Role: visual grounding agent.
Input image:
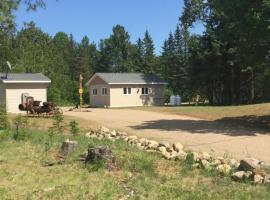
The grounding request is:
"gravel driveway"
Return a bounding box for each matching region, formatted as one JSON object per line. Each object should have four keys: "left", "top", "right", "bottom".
{"left": 64, "top": 108, "right": 270, "bottom": 163}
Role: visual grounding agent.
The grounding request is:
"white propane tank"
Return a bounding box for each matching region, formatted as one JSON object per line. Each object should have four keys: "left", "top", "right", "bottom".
{"left": 170, "top": 95, "right": 176, "bottom": 106}
{"left": 176, "top": 95, "right": 181, "bottom": 105}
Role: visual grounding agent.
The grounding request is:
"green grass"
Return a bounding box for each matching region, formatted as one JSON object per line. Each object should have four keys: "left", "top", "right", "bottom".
{"left": 0, "top": 130, "right": 269, "bottom": 200}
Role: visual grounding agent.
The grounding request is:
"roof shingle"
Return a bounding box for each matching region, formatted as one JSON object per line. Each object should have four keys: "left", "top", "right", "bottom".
{"left": 91, "top": 73, "right": 167, "bottom": 85}
{"left": 0, "top": 73, "right": 51, "bottom": 83}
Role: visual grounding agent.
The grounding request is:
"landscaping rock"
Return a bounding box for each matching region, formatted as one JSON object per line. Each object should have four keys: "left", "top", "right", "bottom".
{"left": 163, "top": 151, "right": 172, "bottom": 160}
{"left": 264, "top": 174, "right": 270, "bottom": 184}
{"left": 192, "top": 163, "right": 200, "bottom": 169}
{"left": 253, "top": 174, "right": 264, "bottom": 184}
{"left": 157, "top": 146, "right": 167, "bottom": 154}
{"left": 97, "top": 135, "right": 104, "bottom": 140}
{"left": 110, "top": 130, "right": 117, "bottom": 137}
{"left": 128, "top": 135, "right": 138, "bottom": 141}
{"left": 100, "top": 126, "right": 110, "bottom": 133}
{"left": 200, "top": 159, "right": 211, "bottom": 169}
{"left": 216, "top": 164, "right": 231, "bottom": 175}
{"left": 85, "top": 132, "right": 92, "bottom": 138}
{"left": 176, "top": 150, "right": 187, "bottom": 160}
{"left": 159, "top": 141, "right": 170, "bottom": 148}
{"left": 170, "top": 150, "right": 179, "bottom": 159}
{"left": 139, "top": 138, "right": 148, "bottom": 146}
{"left": 124, "top": 137, "right": 129, "bottom": 142}
{"left": 136, "top": 143, "right": 144, "bottom": 150}
{"left": 190, "top": 152, "right": 199, "bottom": 163}
{"left": 210, "top": 159, "right": 222, "bottom": 167}
{"left": 173, "top": 143, "right": 184, "bottom": 152}
{"left": 238, "top": 158, "right": 264, "bottom": 171}
{"left": 231, "top": 171, "right": 252, "bottom": 181}
{"left": 147, "top": 140, "right": 159, "bottom": 149}
{"left": 199, "top": 152, "right": 211, "bottom": 161}
{"left": 229, "top": 159, "right": 240, "bottom": 168}
{"left": 89, "top": 134, "right": 98, "bottom": 139}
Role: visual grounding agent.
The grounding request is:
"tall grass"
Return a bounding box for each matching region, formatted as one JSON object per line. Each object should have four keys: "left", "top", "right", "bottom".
{"left": 0, "top": 127, "right": 270, "bottom": 199}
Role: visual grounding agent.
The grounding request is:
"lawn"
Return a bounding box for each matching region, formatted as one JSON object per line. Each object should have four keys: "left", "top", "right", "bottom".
{"left": 0, "top": 126, "right": 270, "bottom": 199}
{"left": 132, "top": 103, "right": 270, "bottom": 130}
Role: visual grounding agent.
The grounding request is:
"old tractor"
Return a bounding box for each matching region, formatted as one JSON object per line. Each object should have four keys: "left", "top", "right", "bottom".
{"left": 18, "top": 93, "right": 62, "bottom": 117}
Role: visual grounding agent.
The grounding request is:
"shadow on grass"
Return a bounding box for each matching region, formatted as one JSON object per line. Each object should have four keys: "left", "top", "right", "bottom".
{"left": 129, "top": 115, "right": 270, "bottom": 136}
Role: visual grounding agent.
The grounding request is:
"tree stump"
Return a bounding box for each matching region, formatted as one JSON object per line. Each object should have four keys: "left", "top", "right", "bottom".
{"left": 85, "top": 146, "right": 115, "bottom": 170}
{"left": 61, "top": 139, "right": 78, "bottom": 155}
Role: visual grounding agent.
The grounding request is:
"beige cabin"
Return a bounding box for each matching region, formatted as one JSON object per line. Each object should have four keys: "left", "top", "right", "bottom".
{"left": 0, "top": 73, "right": 51, "bottom": 113}
{"left": 86, "top": 73, "right": 167, "bottom": 107}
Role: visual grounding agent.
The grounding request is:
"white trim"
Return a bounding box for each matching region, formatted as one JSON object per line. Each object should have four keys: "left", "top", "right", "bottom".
{"left": 91, "top": 88, "right": 98, "bottom": 96}
{"left": 2, "top": 80, "right": 51, "bottom": 83}
{"left": 141, "top": 87, "right": 149, "bottom": 95}
{"left": 86, "top": 73, "right": 108, "bottom": 86}
{"left": 123, "top": 87, "right": 132, "bottom": 95}
{"left": 101, "top": 87, "right": 107, "bottom": 96}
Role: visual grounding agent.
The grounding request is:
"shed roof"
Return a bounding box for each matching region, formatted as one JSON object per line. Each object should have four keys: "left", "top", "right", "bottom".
{"left": 87, "top": 73, "right": 167, "bottom": 85}
{"left": 0, "top": 73, "right": 51, "bottom": 83}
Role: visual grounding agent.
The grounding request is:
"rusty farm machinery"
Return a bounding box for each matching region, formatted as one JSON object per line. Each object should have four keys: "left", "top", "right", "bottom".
{"left": 18, "top": 93, "right": 62, "bottom": 117}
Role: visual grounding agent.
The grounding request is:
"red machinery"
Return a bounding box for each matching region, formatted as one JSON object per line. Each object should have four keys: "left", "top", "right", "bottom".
{"left": 18, "top": 93, "right": 62, "bottom": 116}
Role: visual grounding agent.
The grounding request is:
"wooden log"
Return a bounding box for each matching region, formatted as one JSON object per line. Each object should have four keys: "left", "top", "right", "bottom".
{"left": 85, "top": 146, "right": 115, "bottom": 170}
{"left": 61, "top": 139, "right": 78, "bottom": 155}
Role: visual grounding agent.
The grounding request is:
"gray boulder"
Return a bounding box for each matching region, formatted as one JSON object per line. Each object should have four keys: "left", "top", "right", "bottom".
{"left": 159, "top": 141, "right": 170, "bottom": 148}
{"left": 253, "top": 174, "right": 264, "bottom": 184}
{"left": 200, "top": 159, "right": 211, "bottom": 169}
{"left": 264, "top": 174, "right": 270, "bottom": 184}
{"left": 173, "top": 143, "right": 184, "bottom": 152}
{"left": 238, "top": 158, "right": 264, "bottom": 171}
{"left": 216, "top": 164, "right": 231, "bottom": 175}
{"left": 231, "top": 171, "right": 252, "bottom": 181}
{"left": 147, "top": 140, "right": 159, "bottom": 149}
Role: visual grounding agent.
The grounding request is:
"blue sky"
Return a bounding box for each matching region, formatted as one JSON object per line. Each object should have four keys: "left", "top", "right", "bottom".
{"left": 15, "top": 0, "right": 203, "bottom": 54}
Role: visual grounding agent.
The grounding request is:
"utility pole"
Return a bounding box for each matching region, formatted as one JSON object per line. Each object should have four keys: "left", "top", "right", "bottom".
{"left": 79, "top": 74, "right": 83, "bottom": 111}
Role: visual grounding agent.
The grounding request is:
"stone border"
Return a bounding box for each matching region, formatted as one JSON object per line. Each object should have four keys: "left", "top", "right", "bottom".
{"left": 85, "top": 126, "right": 270, "bottom": 185}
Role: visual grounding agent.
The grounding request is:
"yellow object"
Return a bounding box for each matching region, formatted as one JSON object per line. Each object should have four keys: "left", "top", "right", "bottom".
{"left": 79, "top": 74, "right": 83, "bottom": 110}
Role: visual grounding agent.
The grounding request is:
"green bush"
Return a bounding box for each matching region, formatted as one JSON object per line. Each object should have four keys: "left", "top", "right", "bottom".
{"left": 49, "top": 111, "right": 64, "bottom": 135}
{"left": 0, "top": 104, "right": 8, "bottom": 130}
{"left": 13, "top": 114, "right": 28, "bottom": 141}
{"left": 69, "top": 120, "right": 80, "bottom": 135}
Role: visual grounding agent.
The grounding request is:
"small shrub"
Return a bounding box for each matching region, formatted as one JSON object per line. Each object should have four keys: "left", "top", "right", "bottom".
{"left": 48, "top": 111, "right": 64, "bottom": 137}
{"left": 69, "top": 120, "right": 80, "bottom": 135}
{"left": 0, "top": 104, "right": 8, "bottom": 130}
{"left": 13, "top": 114, "right": 28, "bottom": 141}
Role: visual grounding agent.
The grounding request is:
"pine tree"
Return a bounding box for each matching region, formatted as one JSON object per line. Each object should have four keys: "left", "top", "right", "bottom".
{"left": 143, "top": 30, "right": 155, "bottom": 74}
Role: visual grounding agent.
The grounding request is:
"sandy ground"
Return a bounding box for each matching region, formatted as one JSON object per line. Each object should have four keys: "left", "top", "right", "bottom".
{"left": 64, "top": 108, "right": 270, "bottom": 163}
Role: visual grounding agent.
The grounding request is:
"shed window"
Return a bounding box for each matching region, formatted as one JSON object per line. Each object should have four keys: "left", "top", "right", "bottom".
{"left": 142, "top": 87, "right": 149, "bottom": 95}
{"left": 101, "top": 88, "right": 107, "bottom": 96}
{"left": 92, "top": 88, "right": 97, "bottom": 96}
{"left": 123, "top": 87, "right": 131, "bottom": 95}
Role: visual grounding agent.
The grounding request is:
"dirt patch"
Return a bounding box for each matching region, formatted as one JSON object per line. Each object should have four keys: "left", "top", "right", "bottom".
{"left": 64, "top": 108, "right": 270, "bottom": 163}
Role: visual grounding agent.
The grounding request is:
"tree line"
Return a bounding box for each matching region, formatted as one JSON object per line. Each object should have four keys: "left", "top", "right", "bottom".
{"left": 0, "top": 0, "right": 270, "bottom": 105}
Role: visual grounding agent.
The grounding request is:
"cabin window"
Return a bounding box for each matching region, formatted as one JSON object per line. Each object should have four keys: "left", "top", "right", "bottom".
{"left": 101, "top": 87, "right": 107, "bottom": 96}
{"left": 92, "top": 88, "right": 97, "bottom": 96}
{"left": 123, "top": 87, "right": 131, "bottom": 95}
{"left": 141, "top": 87, "right": 149, "bottom": 95}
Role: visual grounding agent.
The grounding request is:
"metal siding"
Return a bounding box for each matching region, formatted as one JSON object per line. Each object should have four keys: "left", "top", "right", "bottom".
{"left": 5, "top": 83, "right": 48, "bottom": 113}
